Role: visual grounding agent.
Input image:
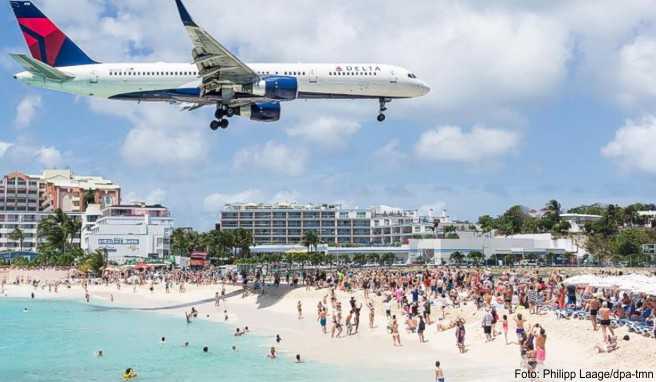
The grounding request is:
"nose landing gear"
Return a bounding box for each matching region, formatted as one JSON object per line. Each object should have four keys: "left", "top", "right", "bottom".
{"left": 210, "top": 105, "right": 234, "bottom": 131}
{"left": 377, "top": 97, "right": 391, "bottom": 122}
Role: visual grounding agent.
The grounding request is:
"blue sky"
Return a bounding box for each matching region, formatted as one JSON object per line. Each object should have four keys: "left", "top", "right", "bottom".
{"left": 2, "top": 0, "right": 656, "bottom": 229}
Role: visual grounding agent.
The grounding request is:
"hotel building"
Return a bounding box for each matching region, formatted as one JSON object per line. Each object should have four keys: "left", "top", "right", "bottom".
{"left": 219, "top": 202, "right": 472, "bottom": 246}
{"left": 0, "top": 169, "right": 120, "bottom": 254}
{"left": 82, "top": 203, "right": 174, "bottom": 264}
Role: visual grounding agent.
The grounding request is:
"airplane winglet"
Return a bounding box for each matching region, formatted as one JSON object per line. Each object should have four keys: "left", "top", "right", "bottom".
{"left": 175, "top": 0, "right": 198, "bottom": 27}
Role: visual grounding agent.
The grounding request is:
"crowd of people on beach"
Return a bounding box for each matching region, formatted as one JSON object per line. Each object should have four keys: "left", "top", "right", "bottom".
{"left": 4, "top": 264, "right": 656, "bottom": 381}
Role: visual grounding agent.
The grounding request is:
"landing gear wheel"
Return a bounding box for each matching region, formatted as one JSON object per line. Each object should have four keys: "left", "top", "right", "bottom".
{"left": 225, "top": 108, "right": 235, "bottom": 118}
{"left": 210, "top": 120, "right": 220, "bottom": 131}
{"left": 214, "top": 109, "right": 225, "bottom": 120}
{"left": 377, "top": 97, "right": 391, "bottom": 122}
{"left": 219, "top": 119, "right": 229, "bottom": 129}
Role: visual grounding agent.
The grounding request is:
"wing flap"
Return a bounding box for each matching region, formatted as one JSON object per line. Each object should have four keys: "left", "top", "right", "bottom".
{"left": 10, "top": 53, "right": 73, "bottom": 82}
{"left": 174, "top": 0, "right": 258, "bottom": 89}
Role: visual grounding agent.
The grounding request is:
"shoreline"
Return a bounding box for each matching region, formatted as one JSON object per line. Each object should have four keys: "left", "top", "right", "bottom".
{"left": 4, "top": 280, "right": 656, "bottom": 382}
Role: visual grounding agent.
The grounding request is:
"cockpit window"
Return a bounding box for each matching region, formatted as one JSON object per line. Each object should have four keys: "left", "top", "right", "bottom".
{"left": 408, "top": 73, "right": 417, "bottom": 79}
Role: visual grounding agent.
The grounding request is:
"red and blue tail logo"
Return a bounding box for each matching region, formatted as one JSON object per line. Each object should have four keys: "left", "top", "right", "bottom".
{"left": 11, "top": 1, "right": 97, "bottom": 67}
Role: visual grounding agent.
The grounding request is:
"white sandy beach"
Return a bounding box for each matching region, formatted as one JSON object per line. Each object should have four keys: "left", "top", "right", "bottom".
{"left": 2, "top": 269, "right": 656, "bottom": 382}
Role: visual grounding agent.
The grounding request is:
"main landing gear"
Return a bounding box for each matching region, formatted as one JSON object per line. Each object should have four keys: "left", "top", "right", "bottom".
{"left": 377, "top": 97, "right": 391, "bottom": 122}
{"left": 210, "top": 105, "right": 234, "bottom": 130}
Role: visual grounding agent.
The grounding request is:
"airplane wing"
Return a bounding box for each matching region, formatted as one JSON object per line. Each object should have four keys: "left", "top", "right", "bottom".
{"left": 10, "top": 53, "right": 74, "bottom": 82}
{"left": 174, "top": 0, "right": 259, "bottom": 94}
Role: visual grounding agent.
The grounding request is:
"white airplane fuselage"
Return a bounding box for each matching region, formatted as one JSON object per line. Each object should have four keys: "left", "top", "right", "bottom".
{"left": 15, "top": 62, "right": 430, "bottom": 102}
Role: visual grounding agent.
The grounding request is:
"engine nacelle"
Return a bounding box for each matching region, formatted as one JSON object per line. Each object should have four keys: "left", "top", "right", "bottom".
{"left": 251, "top": 76, "right": 298, "bottom": 100}
{"left": 237, "top": 101, "right": 281, "bottom": 122}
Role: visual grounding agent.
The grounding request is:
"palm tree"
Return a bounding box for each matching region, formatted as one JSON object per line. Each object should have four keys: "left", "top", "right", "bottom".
{"left": 83, "top": 188, "right": 96, "bottom": 208}
{"left": 37, "top": 208, "right": 78, "bottom": 254}
{"left": 449, "top": 251, "right": 464, "bottom": 265}
{"left": 382, "top": 252, "right": 396, "bottom": 266}
{"left": 367, "top": 253, "right": 380, "bottom": 265}
{"left": 8, "top": 227, "right": 24, "bottom": 252}
{"left": 303, "top": 230, "right": 320, "bottom": 253}
{"left": 467, "top": 251, "right": 484, "bottom": 265}
{"left": 232, "top": 228, "right": 253, "bottom": 257}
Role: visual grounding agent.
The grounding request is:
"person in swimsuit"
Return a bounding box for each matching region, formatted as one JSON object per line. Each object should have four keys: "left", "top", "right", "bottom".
{"left": 514, "top": 314, "right": 525, "bottom": 343}
{"left": 536, "top": 328, "right": 546, "bottom": 364}
{"left": 319, "top": 309, "right": 327, "bottom": 334}
{"left": 456, "top": 321, "right": 466, "bottom": 353}
{"left": 588, "top": 296, "right": 600, "bottom": 331}
{"left": 391, "top": 315, "right": 402, "bottom": 346}
{"left": 598, "top": 302, "right": 615, "bottom": 339}
{"left": 435, "top": 361, "right": 445, "bottom": 382}
{"left": 502, "top": 315, "right": 509, "bottom": 345}
{"left": 418, "top": 315, "right": 427, "bottom": 343}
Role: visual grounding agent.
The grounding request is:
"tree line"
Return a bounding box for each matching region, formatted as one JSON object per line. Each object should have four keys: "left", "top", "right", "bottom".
{"left": 477, "top": 200, "right": 656, "bottom": 266}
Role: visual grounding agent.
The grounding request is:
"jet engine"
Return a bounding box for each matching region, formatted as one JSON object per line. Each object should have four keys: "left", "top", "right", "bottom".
{"left": 236, "top": 101, "right": 281, "bottom": 122}
{"left": 250, "top": 76, "right": 297, "bottom": 100}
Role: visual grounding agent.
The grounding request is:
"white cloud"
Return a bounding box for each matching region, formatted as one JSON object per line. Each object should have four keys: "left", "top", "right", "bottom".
{"left": 203, "top": 189, "right": 264, "bottom": 212}
{"left": 233, "top": 140, "right": 307, "bottom": 176}
{"left": 125, "top": 188, "right": 167, "bottom": 205}
{"left": 285, "top": 117, "right": 360, "bottom": 149}
{"left": 618, "top": 35, "right": 656, "bottom": 105}
{"left": 15, "top": 95, "right": 42, "bottom": 129}
{"left": 371, "top": 139, "right": 406, "bottom": 168}
{"left": 601, "top": 115, "right": 656, "bottom": 173}
{"left": 0, "top": 141, "right": 13, "bottom": 157}
{"left": 35, "top": 146, "right": 64, "bottom": 168}
{"left": 415, "top": 125, "right": 520, "bottom": 163}
{"left": 87, "top": 100, "right": 210, "bottom": 167}
{"left": 271, "top": 190, "right": 301, "bottom": 203}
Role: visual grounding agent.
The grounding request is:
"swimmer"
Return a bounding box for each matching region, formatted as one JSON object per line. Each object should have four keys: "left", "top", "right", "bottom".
{"left": 202, "top": 346, "right": 208, "bottom": 353}
{"left": 96, "top": 350, "right": 103, "bottom": 357}
{"left": 295, "top": 354, "right": 303, "bottom": 363}
{"left": 23, "top": 307, "right": 28, "bottom": 313}
{"left": 232, "top": 345, "right": 237, "bottom": 352}
{"left": 275, "top": 334, "right": 282, "bottom": 343}
{"left": 234, "top": 328, "right": 243, "bottom": 337}
{"left": 268, "top": 346, "right": 277, "bottom": 359}
{"left": 244, "top": 326, "right": 249, "bottom": 333}
{"left": 160, "top": 337, "right": 166, "bottom": 344}
{"left": 122, "top": 368, "right": 137, "bottom": 380}
{"left": 184, "top": 342, "right": 189, "bottom": 347}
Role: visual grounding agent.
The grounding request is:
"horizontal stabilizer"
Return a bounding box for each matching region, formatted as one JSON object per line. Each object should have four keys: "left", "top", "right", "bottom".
{"left": 10, "top": 53, "right": 73, "bottom": 81}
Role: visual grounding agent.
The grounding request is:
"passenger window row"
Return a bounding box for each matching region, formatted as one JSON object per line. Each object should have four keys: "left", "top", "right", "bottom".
{"left": 109, "top": 71, "right": 199, "bottom": 76}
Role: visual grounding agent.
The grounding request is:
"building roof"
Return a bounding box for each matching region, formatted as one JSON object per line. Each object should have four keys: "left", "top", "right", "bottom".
{"left": 28, "top": 169, "right": 120, "bottom": 190}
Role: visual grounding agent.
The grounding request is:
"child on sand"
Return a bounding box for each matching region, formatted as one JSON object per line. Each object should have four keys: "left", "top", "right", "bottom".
{"left": 502, "top": 315, "right": 509, "bottom": 344}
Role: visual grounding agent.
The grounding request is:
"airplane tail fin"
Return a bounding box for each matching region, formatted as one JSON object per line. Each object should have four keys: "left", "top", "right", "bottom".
{"left": 10, "top": 1, "right": 98, "bottom": 67}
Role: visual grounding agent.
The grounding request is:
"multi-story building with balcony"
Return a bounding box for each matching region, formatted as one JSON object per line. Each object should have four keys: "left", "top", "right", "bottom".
{"left": 0, "top": 169, "right": 120, "bottom": 254}
{"left": 220, "top": 202, "right": 372, "bottom": 245}
{"left": 219, "top": 202, "right": 475, "bottom": 246}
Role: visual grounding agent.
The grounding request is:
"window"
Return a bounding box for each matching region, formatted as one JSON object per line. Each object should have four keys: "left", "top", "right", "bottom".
{"left": 303, "top": 72, "right": 306, "bottom": 75}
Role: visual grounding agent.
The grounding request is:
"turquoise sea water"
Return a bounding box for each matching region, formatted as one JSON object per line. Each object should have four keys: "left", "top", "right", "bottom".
{"left": 0, "top": 299, "right": 390, "bottom": 382}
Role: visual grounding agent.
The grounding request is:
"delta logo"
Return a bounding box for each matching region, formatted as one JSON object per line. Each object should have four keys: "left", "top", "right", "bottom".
{"left": 335, "top": 65, "right": 381, "bottom": 72}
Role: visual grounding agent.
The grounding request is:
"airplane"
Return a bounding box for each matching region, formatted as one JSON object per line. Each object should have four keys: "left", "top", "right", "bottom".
{"left": 10, "top": 0, "right": 430, "bottom": 131}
